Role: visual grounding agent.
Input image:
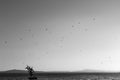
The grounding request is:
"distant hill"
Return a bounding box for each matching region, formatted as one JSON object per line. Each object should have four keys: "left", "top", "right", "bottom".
{"left": 77, "top": 69, "right": 106, "bottom": 73}
{"left": 0, "top": 69, "right": 119, "bottom": 74}
{"left": 0, "top": 69, "right": 45, "bottom": 74}
{"left": 0, "top": 69, "right": 27, "bottom": 73}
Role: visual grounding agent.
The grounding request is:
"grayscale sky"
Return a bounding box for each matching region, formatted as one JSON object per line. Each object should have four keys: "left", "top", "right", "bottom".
{"left": 0, "top": 0, "right": 120, "bottom": 71}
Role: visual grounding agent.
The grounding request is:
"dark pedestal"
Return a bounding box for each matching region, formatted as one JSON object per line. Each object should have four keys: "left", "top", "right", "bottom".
{"left": 28, "top": 76, "right": 37, "bottom": 80}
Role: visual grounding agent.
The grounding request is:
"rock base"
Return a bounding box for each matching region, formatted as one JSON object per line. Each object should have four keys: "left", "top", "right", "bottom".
{"left": 28, "top": 76, "right": 37, "bottom": 80}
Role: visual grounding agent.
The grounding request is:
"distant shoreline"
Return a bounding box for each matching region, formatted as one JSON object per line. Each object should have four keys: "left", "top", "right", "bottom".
{"left": 0, "top": 71, "right": 120, "bottom": 77}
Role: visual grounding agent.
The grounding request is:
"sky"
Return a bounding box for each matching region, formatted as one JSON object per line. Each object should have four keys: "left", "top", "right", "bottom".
{"left": 0, "top": 0, "right": 120, "bottom": 72}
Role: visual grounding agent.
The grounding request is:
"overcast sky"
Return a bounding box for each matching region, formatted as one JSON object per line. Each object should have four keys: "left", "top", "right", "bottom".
{"left": 0, "top": 0, "right": 120, "bottom": 72}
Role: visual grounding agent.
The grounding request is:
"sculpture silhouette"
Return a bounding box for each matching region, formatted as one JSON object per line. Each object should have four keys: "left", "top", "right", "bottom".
{"left": 26, "top": 65, "right": 34, "bottom": 77}
{"left": 25, "top": 65, "right": 37, "bottom": 80}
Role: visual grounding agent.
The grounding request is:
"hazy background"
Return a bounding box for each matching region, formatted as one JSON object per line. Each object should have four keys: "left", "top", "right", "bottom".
{"left": 0, "top": 0, "right": 120, "bottom": 72}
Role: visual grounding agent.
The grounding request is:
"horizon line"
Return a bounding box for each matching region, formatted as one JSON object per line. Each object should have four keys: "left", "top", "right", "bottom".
{"left": 1, "top": 69, "right": 120, "bottom": 73}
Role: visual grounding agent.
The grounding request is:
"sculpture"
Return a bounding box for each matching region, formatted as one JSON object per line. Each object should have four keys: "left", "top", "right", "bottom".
{"left": 25, "top": 65, "right": 37, "bottom": 80}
